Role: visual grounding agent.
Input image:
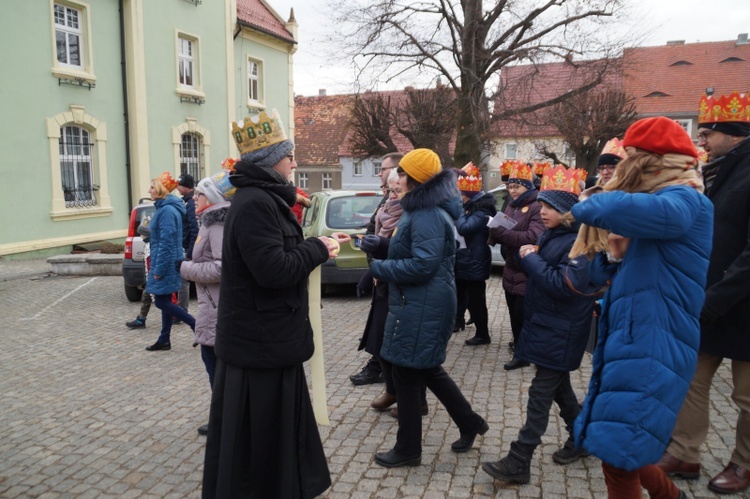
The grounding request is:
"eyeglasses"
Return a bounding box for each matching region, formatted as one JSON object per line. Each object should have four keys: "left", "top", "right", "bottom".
{"left": 697, "top": 131, "right": 715, "bottom": 142}
{"left": 287, "top": 154, "right": 295, "bottom": 162}
{"left": 596, "top": 165, "right": 617, "bottom": 172}
{"left": 195, "top": 192, "right": 205, "bottom": 198}
{"left": 507, "top": 183, "right": 524, "bottom": 190}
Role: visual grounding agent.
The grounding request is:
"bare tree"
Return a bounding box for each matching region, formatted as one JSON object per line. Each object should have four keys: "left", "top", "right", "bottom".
{"left": 349, "top": 93, "right": 399, "bottom": 157}
{"left": 536, "top": 88, "right": 638, "bottom": 174}
{"left": 332, "top": 0, "right": 627, "bottom": 168}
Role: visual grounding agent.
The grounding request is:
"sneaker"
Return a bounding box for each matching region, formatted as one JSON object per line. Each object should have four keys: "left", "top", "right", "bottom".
{"left": 349, "top": 366, "right": 384, "bottom": 386}
{"left": 552, "top": 442, "right": 588, "bottom": 464}
{"left": 126, "top": 317, "right": 146, "bottom": 329}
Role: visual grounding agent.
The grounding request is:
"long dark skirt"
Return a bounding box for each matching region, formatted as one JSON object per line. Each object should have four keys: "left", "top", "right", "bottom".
{"left": 202, "top": 359, "right": 331, "bottom": 499}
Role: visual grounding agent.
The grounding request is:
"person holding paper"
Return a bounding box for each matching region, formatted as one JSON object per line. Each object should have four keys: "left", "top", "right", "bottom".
{"left": 487, "top": 163, "right": 544, "bottom": 370}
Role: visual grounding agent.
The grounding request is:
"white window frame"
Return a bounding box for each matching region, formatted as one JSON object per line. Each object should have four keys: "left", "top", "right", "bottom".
{"left": 172, "top": 118, "right": 211, "bottom": 181}
{"left": 54, "top": 3, "right": 83, "bottom": 69}
{"left": 322, "top": 173, "right": 333, "bottom": 190}
{"left": 247, "top": 58, "right": 264, "bottom": 109}
{"left": 175, "top": 31, "right": 204, "bottom": 98}
{"left": 353, "top": 160, "right": 363, "bottom": 176}
{"left": 372, "top": 159, "right": 382, "bottom": 176}
{"left": 180, "top": 132, "right": 203, "bottom": 181}
{"left": 46, "top": 105, "right": 113, "bottom": 220}
{"left": 59, "top": 125, "right": 96, "bottom": 207}
{"left": 505, "top": 143, "right": 518, "bottom": 160}
{"left": 675, "top": 119, "right": 693, "bottom": 137}
{"left": 298, "top": 172, "right": 308, "bottom": 189}
{"left": 50, "top": 0, "right": 96, "bottom": 84}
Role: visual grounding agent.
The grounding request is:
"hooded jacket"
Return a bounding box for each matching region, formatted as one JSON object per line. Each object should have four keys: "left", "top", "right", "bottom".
{"left": 181, "top": 190, "right": 199, "bottom": 259}
{"left": 455, "top": 191, "right": 496, "bottom": 281}
{"left": 571, "top": 185, "right": 713, "bottom": 471}
{"left": 370, "top": 169, "right": 463, "bottom": 369}
{"left": 146, "top": 195, "right": 186, "bottom": 296}
{"left": 180, "top": 201, "right": 230, "bottom": 347}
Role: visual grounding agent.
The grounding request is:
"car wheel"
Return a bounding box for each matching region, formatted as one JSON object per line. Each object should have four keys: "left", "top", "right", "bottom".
{"left": 124, "top": 283, "right": 142, "bottom": 302}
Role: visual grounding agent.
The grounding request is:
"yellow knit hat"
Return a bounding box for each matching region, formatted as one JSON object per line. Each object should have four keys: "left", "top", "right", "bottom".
{"left": 399, "top": 149, "right": 442, "bottom": 184}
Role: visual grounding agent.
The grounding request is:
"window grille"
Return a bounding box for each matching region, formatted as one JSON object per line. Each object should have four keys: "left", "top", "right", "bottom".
{"left": 59, "top": 125, "right": 97, "bottom": 207}
{"left": 180, "top": 132, "right": 202, "bottom": 180}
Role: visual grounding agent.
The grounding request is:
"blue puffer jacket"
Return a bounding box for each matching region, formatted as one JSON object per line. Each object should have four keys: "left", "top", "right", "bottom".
{"left": 572, "top": 186, "right": 713, "bottom": 471}
{"left": 516, "top": 222, "right": 594, "bottom": 371}
{"left": 370, "top": 170, "right": 462, "bottom": 369}
{"left": 146, "top": 195, "right": 186, "bottom": 296}
{"left": 455, "top": 191, "right": 496, "bottom": 281}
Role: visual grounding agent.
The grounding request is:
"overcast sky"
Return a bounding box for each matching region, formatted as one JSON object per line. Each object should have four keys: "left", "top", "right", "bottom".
{"left": 267, "top": 0, "right": 750, "bottom": 97}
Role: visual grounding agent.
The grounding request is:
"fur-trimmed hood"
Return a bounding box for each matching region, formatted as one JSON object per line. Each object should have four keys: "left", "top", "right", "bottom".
{"left": 200, "top": 201, "right": 230, "bottom": 228}
{"left": 400, "top": 169, "right": 462, "bottom": 220}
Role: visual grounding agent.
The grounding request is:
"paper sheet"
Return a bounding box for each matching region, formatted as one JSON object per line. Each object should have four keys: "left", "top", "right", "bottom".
{"left": 487, "top": 212, "right": 518, "bottom": 229}
{"left": 308, "top": 266, "right": 329, "bottom": 425}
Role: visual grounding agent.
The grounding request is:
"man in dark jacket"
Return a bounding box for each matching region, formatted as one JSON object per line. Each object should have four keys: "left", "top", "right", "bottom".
{"left": 657, "top": 92, "right": 750, "bottom": 494}
{"left": 176, "top": 173, "right": 199, "bottom": 315}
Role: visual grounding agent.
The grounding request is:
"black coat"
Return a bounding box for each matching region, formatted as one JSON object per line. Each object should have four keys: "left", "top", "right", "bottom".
{"left": 181, "top": 191, "right": 199, "bottom": 259}
{"left": 701, "top": 137, "right": 750, "bottom": 361}
{"left": 455, "top": 192, "right": 496, "bottom": 281}
{"left": 216, "top": 182, "right": 330, "bottom": 369}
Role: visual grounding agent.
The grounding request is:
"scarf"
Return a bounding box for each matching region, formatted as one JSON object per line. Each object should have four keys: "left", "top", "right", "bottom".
{"left": 509, "top": 188, "right": 536, "bottom": 208}
{"left": 569, "top": 150, "right": 703, "bottom": 259}
{"left": 701, "top": 158, "right": 721, "bottom": 196}
{"left": 375, "top": 198, "right": 403, "bottom": 237}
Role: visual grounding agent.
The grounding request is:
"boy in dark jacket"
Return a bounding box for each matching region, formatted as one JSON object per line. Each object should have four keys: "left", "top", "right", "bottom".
{"left": 482, "top": 165, "right": 594, "bottom": 484}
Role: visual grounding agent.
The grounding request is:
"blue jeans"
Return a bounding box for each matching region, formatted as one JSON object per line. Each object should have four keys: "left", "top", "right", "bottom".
{"left": 153, "top": 294, "right": 195, "bottom": 345}
{"left": 201, "top": 345, "right": 216, "bottom": 388}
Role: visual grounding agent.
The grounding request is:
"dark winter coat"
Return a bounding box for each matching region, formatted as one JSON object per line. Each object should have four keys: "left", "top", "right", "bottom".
{"left": 181, "top": 190, "right": 199, "bottom": 259}
{"left": 515, "top": 222, "right": 594, "bottom": 372}
{"left": 180, "top": 201, "right": 230, "bottom": 348}
{"left": 370, "top": 170, "right": 462, "bottom": 369}
{"left": 572, "top": 186, "right": 713, "bottom": 471}
{"left": 215, "top": 178, "right": 330, "bottom": 369}
{"left": 488, "top": 189, "right": 544, "bottom": 295}
{"left": 455, "top": 191, "right": 496, "bottom": 281}
{"left": 146, "top": 195, "right": 186, "bottom": 296}
{"left": 701, "top": 137, "right": 750, "bottom": 361}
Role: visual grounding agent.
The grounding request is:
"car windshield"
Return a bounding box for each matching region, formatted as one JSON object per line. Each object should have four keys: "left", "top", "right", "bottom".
{"left": 326, "top": 196, "right": 381, "bottom": 229}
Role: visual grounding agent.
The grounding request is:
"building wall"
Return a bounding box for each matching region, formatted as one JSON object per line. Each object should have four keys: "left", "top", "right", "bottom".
{"left": 340, "top": 157, "right": 381, "bottom": 191}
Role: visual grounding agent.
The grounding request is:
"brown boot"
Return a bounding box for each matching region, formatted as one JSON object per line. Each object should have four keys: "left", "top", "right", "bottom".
{"left": 370, "top": 392, "right": 397, "bottom": 410}
{"left": 655, "top": 451, "right": 700, "bottom": 479}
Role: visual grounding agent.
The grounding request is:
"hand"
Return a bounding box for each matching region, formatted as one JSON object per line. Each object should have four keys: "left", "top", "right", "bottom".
{"left": 329, "top": 232, "right": 352, "bottom": 245}
{"left": 317, "top": 236, "right": 341, "bottom": 258}
{"left": 519, "top": 244, "right": 537, "bottom": 258}
{"left": 607, "top": 233, "right": 630, "bottom": 260}
{"left": 360, "top": 235, "right": 381, "bottom": 254}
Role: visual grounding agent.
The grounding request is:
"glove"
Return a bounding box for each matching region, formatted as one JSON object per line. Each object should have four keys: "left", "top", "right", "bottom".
{"left": 360, "top": 235, "right": 381, "bottom": 254}
{"left": 175, "top": 260, "right": 184, "bottom": 273}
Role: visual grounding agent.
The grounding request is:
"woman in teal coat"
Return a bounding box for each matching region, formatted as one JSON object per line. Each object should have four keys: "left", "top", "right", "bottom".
{"left": 368, "top": 149, "right": 488, "bottom": 468}
{"left": 571, "top": 117, "right": 713, "bottom": 497}
{"left": 145, "top": 173, "right": 196, "bottom": 351}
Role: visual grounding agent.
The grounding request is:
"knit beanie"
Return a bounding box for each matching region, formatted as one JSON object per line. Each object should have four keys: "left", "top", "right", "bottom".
{"left": 537, "top": 190, "right": 579, "bottom": 214}
{"left": 177, "top": 173, "right": 195, "bottom": 189}
{"left": 507, "top": 177, "right": 535, "bottom": 190}
{"left": 597, "top": 154, "right": 622, "bottom": 167}
{"left": 698, "top": 121, "right": 750, "bottom": 137}
{"left": 623, "top": 117, "right": 698, "bottom": 158}
{"left": 399, "top": 148, "right": 442, "bottom": 184}
{"left": 240, "top": 139, "right": 294, "bottom": 169}
{"left": 197, "top": 170, "right": 236, "bottom": 205}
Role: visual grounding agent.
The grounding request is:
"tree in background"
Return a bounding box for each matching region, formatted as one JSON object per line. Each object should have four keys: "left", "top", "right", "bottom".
{"left": 349, "top": 93, "right": 399, "bottom": 157}
{"left": 332, "top": 0, "right": 627, "bottom": 168}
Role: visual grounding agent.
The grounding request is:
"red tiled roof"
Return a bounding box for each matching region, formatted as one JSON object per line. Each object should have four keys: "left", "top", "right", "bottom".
{"left": 494, "top": 59, "right": 621, "bottom": 137}
{"left": 294, "top": 94, "right": 355, "bottom": 166}
{"left": 623, "top": 40, "right": 750, "bottom": 116}
{"left": 236, "top": 0, "right": 295, "bottom": 44}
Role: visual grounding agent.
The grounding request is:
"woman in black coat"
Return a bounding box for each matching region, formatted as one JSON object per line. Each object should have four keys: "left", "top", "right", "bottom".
{"left": 202, "top": 112, "right": 348, "bottom": 499}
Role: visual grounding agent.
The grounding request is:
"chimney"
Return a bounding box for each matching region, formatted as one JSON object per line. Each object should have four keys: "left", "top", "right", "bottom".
{"left": 666, "top": 40, "right": 685, "bottom": 46}
{"left": 319, "top": 89, "right": 326, "bottom": 96}
{"left": 738, "top": 33, "right": 749, "bottom": 45}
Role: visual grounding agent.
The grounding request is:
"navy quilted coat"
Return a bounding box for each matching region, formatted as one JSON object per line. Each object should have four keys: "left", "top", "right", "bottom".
{"left": 515, "top": 222, "right": 594, "bottom": 372}
{"left": 572, "top": 186, "right": 713, "bottom": 471}
{"left": 455, "top": 192, "right": 497, "bottom": 281}
{"left": 146, "top": 195, "right": 186, "bottom": 296}
{"left": 370, "top": 170, "right": 462, "bottom": 369}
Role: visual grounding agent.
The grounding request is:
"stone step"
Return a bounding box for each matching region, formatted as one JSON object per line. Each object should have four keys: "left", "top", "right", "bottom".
{"left": 47, "top": 254, "right": 123, "bottom": 276}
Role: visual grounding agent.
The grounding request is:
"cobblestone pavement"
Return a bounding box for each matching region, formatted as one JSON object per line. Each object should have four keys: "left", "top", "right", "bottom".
{"left": 0, "top": 271, "right": 743, "bottom": 498}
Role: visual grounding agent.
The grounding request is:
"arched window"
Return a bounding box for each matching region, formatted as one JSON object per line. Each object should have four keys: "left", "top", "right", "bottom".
{"left": 59, "top": 125, "right": 96, "bottom": 207}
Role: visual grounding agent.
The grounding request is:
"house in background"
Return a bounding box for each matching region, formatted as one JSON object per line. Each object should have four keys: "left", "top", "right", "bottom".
{"left": 0, "top": 0, "right": 295, "bottom": 258}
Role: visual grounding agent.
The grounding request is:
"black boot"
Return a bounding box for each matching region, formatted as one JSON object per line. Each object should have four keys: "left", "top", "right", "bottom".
{"left": 482, "top": 450, "right": 531, "bottom": 484}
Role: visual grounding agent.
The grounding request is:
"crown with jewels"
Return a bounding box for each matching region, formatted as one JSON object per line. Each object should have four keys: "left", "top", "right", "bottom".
{"left": 500, "top": 159, "right": 523, "bottom": 177}
{"left": 601, "top": 137, "right": 627, "bottom": 159}
{"left": 540, "top": 165, "right": 583, "bottom": 195}
{"left": 231, "top": 110, "right": 288, "bottom": 156}
{"left": 457, "top": 163, "right": 482, "bottom": 192}
{"left": 699, "top": 91, "right": 750, "bottom": 124}
{"left": 157, "top": 171, "right": 179, "bottom": 192}
{"left": 211, "top": 170, "right": 237, "bottom": 200}
{"left": 508, "top": 162, "right": 533, "bottom": 181}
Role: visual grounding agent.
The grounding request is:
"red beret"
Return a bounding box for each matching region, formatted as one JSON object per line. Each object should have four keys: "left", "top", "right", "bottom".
{"left": 623, "top": 117, "right": 698, "bottom": 159}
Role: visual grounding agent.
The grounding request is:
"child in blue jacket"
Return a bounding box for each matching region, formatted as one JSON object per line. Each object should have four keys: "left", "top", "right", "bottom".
{"left": 482, "top": 166, "right": 594, "bottom": 484}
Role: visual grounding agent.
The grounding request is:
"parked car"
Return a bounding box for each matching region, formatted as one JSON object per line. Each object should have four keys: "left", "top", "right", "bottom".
{"left": 487, "top": 184, "right": 509, "bottom": 267}
{"left": 301, "top": 190, "right": 382, "bottom": 286}
{"left": 122, "top": 199, "right": 154, "bottom": 301}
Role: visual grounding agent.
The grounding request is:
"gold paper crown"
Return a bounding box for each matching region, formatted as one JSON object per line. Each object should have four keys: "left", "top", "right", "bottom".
{"left": 157, "top": 171, "right": 179, "bottom": 192}
{"left": 532, "top": 161, "right": 553, "bottom": 176}
{"left": 576, "top": 168, "right": 588, "bottom": 182}
{"left": 500, "top": 159, "right": 523, "bottom": 176}
{"left": 231, "top": 110, "right": 288, "bottom": 156}
{"left": 508, "top": 162, "right": 533, "bottom": 181}
{"left": 457, "top": 163, "right": 482, "bottom": 192}
{"left": 601, "top": 138, "right": 627, "bottom": 159}
{"left": 221, "top": 157, "right": 239, "bottom": 172}
{"left": 540, "top": 165, "right": 583, "bottom": 195}
{"left": 699, "top": 91, "right": 750, "bottom": 124}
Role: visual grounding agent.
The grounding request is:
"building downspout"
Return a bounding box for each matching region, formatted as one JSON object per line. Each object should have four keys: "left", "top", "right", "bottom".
{"left": 119, "top": 0, "right": 134, "bottom": 212}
